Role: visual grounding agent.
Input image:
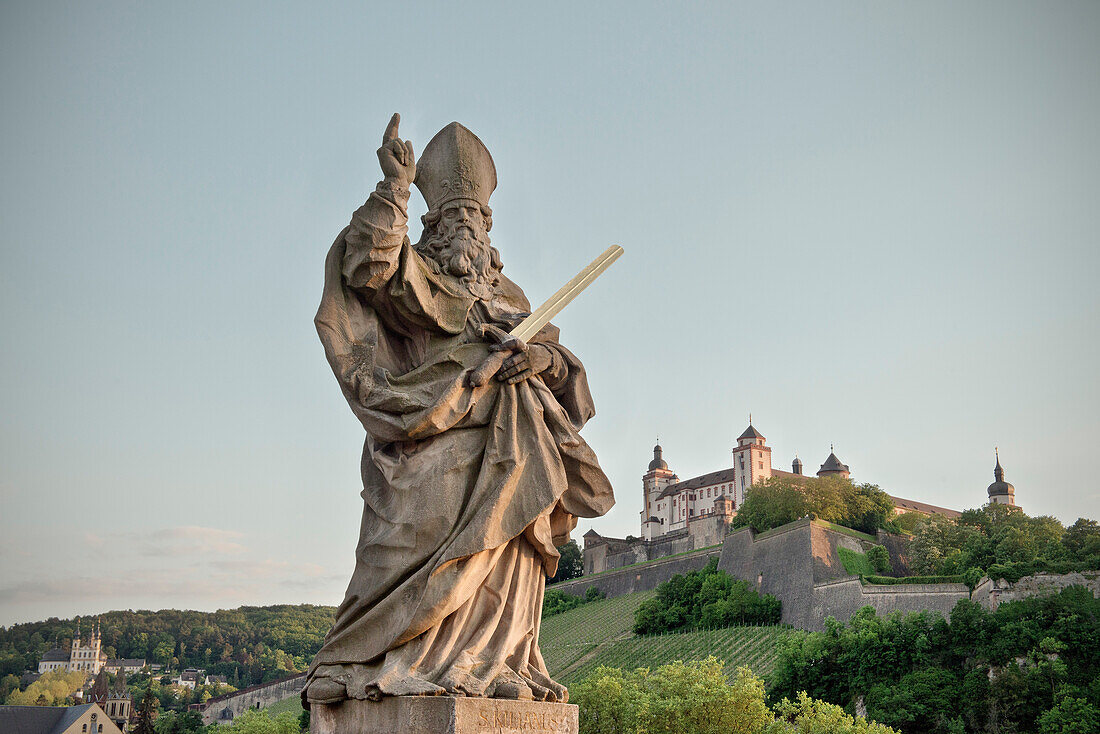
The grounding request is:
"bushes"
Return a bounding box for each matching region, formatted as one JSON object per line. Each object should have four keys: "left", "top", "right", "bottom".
{"left": 572, "top": 659, "right": 900, "bottom": 734}
{"left": 768, "top": 588, "right": 1100, "bottom": 733}
{"left": 866, "top": 545, "right": 892, "bottom": 574}
{"left": 838, "top": 547, "right": 876, "bottom": 577}
{"left": 861, "top": 575, "right": 965, "bottom": 585}
{"left": 632, "top": 559, "right": 780, "bottom": 634}
{"left": 543, "top": 587, "right": 605, "bottom": 618}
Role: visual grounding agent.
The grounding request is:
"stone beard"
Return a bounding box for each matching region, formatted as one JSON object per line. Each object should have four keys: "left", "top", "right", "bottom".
{"left": 306, "top": 119, "right": 614, "bottom": 707}
{"left": 415, "top": 205, "right": 502, "bottom": 301}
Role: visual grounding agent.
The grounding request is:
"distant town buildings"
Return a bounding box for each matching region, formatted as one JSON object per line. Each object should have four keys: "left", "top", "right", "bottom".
{"left": 172, "top": 668, "right": 226, "bottom": 689}
{"left": 0, "top": 703, "right": 123, "bottom": 734}
{"left": 84, "top": 670, "right": 130, "bottom": 731}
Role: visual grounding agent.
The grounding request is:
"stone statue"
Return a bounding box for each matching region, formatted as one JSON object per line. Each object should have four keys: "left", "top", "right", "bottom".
{"left": 305, "top": 114, "right": 615, "bottom": 708}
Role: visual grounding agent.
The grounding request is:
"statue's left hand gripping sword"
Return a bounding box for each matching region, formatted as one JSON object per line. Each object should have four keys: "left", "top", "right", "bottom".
{"left": 467, "top": 245, "right": 625, "bottom": 387}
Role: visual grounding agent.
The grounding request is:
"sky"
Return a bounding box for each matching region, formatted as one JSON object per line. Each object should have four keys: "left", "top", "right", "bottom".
{"left": 1, "top": 1, "right": 1098, "bottom": 627}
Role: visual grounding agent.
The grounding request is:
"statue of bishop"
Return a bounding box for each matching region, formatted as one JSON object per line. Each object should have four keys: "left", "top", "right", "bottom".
{"left": 305, "top": 114, "right": 614, "bottom": 706}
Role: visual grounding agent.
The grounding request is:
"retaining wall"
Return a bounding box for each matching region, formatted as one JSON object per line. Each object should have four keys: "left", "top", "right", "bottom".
{"left": 551, "top": 545, "right": 723, "bottom": 599}
{"left": 196, "top": 673, "right": 306, "bottom": 725}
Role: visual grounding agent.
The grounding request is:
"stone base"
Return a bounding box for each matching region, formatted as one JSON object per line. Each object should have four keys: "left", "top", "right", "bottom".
{"left": 310, "top": 696, "right": 578, "bottom": 734}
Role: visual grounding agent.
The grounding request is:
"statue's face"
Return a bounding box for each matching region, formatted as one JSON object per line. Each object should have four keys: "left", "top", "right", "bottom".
{"left": 439, "top": 201, "right": 485, "bottom": 240}
{"left": 420, "top": 200, "right": 500, "bottom": 300}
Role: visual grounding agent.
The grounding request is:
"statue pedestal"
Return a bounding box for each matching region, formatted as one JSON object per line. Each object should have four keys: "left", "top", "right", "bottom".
{"left": 310, "top": 696, "right": 578, "bottom": 734}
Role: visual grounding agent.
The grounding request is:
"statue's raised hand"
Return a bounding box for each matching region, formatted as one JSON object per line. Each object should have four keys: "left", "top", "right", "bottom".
{"left": 377, "top": 113, "right": 416, "bottom": 188}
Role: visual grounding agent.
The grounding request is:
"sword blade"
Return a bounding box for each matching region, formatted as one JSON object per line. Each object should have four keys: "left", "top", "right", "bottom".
{"left": 510, "top": 245, "right": 624, "bottom": 343}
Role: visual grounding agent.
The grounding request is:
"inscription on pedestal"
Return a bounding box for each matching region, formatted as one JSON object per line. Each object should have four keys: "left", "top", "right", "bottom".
{"left": 311, "top": 696, "right": 578, "bottom": 734}
{"left": 474, "top": 704, "right": 571, "bottom": 731}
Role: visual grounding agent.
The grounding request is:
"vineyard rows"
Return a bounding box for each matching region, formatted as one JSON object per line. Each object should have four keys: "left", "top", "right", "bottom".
{"left": 558, "top": 624, "right": 795, "bottom": 687}
{"left": 539, "top": 590, "right": 798, "bottom": 688}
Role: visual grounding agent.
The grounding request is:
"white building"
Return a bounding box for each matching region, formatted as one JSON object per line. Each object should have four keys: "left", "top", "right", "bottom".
{"left": 38, "top": 621, "right": 107, "bottom": 675}
{"left": 640, "top": 420, "right": 960, "bottom": 541}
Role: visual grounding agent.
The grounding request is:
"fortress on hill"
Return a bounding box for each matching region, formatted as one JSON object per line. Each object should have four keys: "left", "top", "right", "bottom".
{"left": 583, "top": 420, "right": 1015, "bottom": 576}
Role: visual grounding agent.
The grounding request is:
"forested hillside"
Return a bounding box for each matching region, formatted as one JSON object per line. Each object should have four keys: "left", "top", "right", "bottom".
{"left": 0, "top": 605, "right": 336, "bottom": 687}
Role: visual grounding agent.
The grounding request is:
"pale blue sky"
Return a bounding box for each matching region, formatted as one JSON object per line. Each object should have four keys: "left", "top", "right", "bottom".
{"left": 2, "top": 1, "right": 1097, "bottom": 626}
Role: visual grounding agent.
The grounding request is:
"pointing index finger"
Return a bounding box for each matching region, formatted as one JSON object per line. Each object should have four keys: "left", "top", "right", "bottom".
{"left": 383, "top": 113, "right": 401, "bottom": 143}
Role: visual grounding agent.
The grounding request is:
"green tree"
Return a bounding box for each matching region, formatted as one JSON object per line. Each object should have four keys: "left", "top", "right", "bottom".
{"left": 573, "top": 660, "right": 774, "bottom": 734}
{"left": 866, "top": 545, "right": 891, "bottom": 574}
{"left": 1062, "top": 518, "right": 1100, "bottom": 563}
{"left": 1, "top": 673, "right": 21, "bottom": 703}
{"left": 216, "top": 708, "right": 301, "bottom": 734}
{"left": 548, "top": 540, "right": 584, "bottom": 584}
{"left": 1037, "top": 695, "right": 1100, "bottom": 734}
{"left": 133, "top": 686, "right": 160, "bottom": 734}
{"left": 772, "top": 691, "right": 901, "bottom": 733}
{"left": 6, "top": 670, "right": 86, "bottom": 706}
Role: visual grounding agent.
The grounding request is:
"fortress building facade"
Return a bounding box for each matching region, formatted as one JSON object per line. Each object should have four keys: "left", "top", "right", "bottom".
{"left": 584, "top": 420, "right": 981, "bottom": 575}
{"left": 638, "top": 421, "right": 951, "bottom": 542}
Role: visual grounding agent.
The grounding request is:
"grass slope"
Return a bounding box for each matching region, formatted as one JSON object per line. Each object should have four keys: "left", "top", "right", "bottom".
{"left": 265, "top": 693, "right": 305, "bottom": 717}
{"left": 539, "top": 590, "right": 798, "bottom": 689}
{"left": 837, "top": 546, "right": 875, "bottom": 576}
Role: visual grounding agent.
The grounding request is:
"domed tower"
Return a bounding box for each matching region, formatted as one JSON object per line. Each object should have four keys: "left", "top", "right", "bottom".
{"left": 792, "top": 456, "right": 803, "bottom": 476}
{"left": 817, "top": 445, "right": 851, "bottom": 479}
{"left": 641, "top": 443, "right": 676, "bottom": 539}
{"left": 987, "top": 449, "right": 1017, "bottom": 507}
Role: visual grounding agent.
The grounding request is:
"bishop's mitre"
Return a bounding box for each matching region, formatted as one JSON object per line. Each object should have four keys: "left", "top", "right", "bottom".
{"left": 415, "top": 122, "right": 497, "bottom": 211}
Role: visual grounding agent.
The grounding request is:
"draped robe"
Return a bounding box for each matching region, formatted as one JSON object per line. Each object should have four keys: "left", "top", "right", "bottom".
{"left": 307, "top": 184, "right": 614, "bottom": 702}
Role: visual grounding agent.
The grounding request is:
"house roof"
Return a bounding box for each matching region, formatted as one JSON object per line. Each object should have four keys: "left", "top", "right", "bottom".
{"left": 105, "top": 659, "right": 145, "bottom": 668}
{"left": 657, "top": 467, "right": 737, "bottom": 499}
{"left": 0, "top": 704, "right": 95, "bottom": 734}
{"left": 889, "top": 495, "right": 961, "bottom": 518}
{"left": 738, "top": 424, "right": 764, "bottom": 441}
{"left": 818, "top": 452, "right": 849, "bottom": 473}
{"left": 40, "top": 649, "right": 68, "bottom": 662}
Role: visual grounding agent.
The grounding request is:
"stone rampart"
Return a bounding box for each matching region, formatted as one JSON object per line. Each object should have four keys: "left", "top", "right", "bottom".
{"left": 572, "top": 520, "right": 1100, "bottom": 633}
{"left": 195, "top": 673, "right": 305, "bottom": 725}
{"left": 987, "top": 571, "right": 1100, "bottom": 608}
{"left": 809, "top": 577, "right": 970, "bottom": 630}
{"left": 550, "top": 545, "right": 723, "bottom": 599}
{"left": 717, "top": 519, "right": 977, "bottom": 631}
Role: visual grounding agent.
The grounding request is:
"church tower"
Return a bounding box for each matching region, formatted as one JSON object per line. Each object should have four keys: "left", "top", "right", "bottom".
{"left": 731, "top": 419, "right": 772, "bottom": 508}
{"left": 641, "top": 443, "right": 676, "bottom": 539}
{"left": 987, "top": 449, "right": 1017, "bottom": 507}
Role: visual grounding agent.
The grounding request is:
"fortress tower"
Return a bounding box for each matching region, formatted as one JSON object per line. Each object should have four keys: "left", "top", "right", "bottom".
{"left": 987, "top": 449, "right": 1018, "bottom": 507}
{"left": 731, "top": 419, "right": 772, "bottom": 507}
{"left": 817, "top": 446, "right": 851, "bottom": 479}
{"left": 640, "top": 444, "right": 677, "bottom": 539}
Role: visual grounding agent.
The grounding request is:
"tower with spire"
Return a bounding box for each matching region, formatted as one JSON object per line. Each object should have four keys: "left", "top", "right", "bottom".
{"left": 987, "top": 449, "right": 1017, "bottom": 507}
{"left": 640, "top": 442, "right": 677, "bottom": 539}
{"left": 731, "top": 416, "right": 773, "bottom": 507}
{"left": 817, "top": 445, "right": 851, "bottom": 479}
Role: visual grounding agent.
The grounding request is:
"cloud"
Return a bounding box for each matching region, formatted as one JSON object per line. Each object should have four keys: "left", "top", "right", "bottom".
{"left": 0, "top": 525, "right": 344, "bottom": 625}
{"left": 81, "top": 525, "right": 246, "bottom": 558}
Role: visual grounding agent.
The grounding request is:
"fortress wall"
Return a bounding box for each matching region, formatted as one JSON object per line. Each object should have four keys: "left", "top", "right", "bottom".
{"left": 808, "top": 578, "right": 970, "bottom": 631}
{"left": 810, "top": 523, "right": 864, "bottom": 583}
{"left": 550, "top": 545, "right": 723, "bottom": 600}
{"left": 719, "top": 519, "right": 816, "bottom": 629}
{"left": 583, "top": 543, "right": 607, "bottom": 576}
{"left": 875, "top": 529, "right": 914, "bottom": 576}
{"left": 988, "top": 572, "right": 1100, "bottom": 608}
{"left": 198, "top": 673, "right": 306, "bottom": 726}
